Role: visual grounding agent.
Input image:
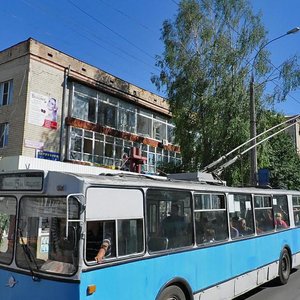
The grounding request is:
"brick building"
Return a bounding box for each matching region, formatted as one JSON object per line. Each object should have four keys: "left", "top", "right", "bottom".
{"left": 0, "top": 38, "right": 181, "bottom": 173}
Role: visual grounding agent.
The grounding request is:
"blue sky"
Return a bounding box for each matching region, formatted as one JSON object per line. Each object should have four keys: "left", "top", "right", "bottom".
{"left": 1, "top": 0, "right": 299, "bottom": 115}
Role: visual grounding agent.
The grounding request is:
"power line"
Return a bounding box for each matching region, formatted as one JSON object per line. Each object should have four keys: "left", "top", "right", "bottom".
{"left": 170, "top": 0, "right": 179, "bottom": 5}
{"left": 97, "top": 0, "right": 156, "bottom": 34}
{"left": 20, "top": 0, "right": 160, "bottom": 74}
{"left": 67, "top": 0, "right": 156, "bottom": 61}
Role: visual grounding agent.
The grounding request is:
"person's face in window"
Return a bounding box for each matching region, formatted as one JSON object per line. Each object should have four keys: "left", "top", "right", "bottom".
{"left": 170, "top": 205, "right": 179, "bottom": 216}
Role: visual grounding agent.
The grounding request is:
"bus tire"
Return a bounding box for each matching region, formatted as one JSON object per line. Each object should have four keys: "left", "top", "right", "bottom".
{"left": 278, "top": 248, "right": 291, "bottom": 285}
{"left": 157, "top": 285, "right": 186, "bottom": 300}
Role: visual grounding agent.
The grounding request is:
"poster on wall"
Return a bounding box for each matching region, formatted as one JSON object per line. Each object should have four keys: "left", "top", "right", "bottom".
{"left": 28, "top": 92, "right": 58, "bottom": 129}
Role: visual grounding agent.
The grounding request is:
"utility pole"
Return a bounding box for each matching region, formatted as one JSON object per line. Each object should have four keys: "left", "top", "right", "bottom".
{"left": 249, "top": 27, "right": 300, "bottom": 186}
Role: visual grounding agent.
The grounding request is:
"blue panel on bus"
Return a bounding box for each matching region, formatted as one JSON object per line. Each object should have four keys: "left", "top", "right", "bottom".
{"left": 1, "top": 229, "right": 300, "bottom": 300}
{"left": 79, "top": 229, "right": 300, "bottom": 300}
{"left": 0, "top": 269, "right": 79, "bottom": 300}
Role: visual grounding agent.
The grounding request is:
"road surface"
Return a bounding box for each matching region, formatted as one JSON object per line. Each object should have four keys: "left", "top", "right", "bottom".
{"left": 234, "top": 267, "right": 300, "bottom": 300}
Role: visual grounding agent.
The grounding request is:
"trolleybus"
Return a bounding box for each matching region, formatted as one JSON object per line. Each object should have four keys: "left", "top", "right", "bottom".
{"left": 1, "top": 169, "right": 300, "bottom": 300}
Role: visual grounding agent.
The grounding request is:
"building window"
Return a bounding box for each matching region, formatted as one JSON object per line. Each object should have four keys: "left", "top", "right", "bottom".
{"left": 0, "top": 80, "right": 13, "bottom": 106}
{"left": 0, "top": 122, "right": 9, "bottom": 148}
{"left": 71, "top": 82, "right": 175, "bottom": 143}
{"left": 153, "top": 120, "right": 166, "bottom": 140}
{"left": 137, "top": 114, "right": 152, "bottom": 137}
{"left": 98, "top": 102, "right": 117, "bottom": 128}
{"left": 118, "top": 105, "right": 135, "bottom": 133}
{"left": 72, "top": 93, "right": 96, "bottom": 123}
{"left": 68, "top": 126, "right": 181, "bottom": 172}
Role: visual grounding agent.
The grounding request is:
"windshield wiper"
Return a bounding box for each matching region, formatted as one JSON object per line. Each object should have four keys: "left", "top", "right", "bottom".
{"left": 18, "top": 228, "right": 40, "bottom": 281}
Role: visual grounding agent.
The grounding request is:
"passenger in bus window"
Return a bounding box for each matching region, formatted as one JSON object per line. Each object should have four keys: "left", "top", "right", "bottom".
{"left": 203, "top": 228, "right": 215, "bottom": 243}
{"left": 86, "top": 221, "right": 114, "bottom": 263}
{"left": 95, "top": 237, "right": 111, "bottom": 263}
{"left": 274, "top": 212, "right": 288, "bottom": 229}
{"left": 237, "top": 218, "right": 253, "bottom": 236}
{"left": 230, "top": 220, "right": 239, "bottom": 238}
{"left": 261, "top": 210, "right": 274, "bottom": 231}
{"left": 161, "top": 203, "right": 186, "bottom": 248}
{"left": 294, "top": 210, "right": 300, "bottom": 225}
{"left": 255, "top": 220, "right": 263, "bottom": 234}
{"left": 211, "top": 215, "right": 228, "bottom": 241}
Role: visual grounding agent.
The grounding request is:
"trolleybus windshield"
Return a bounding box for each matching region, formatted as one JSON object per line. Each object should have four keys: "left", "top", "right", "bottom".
{"left": 16, "top": 196, "right": 80, "bottom": 276}
{"left": 0, "top": 196, "right": 16, "bottom": 265}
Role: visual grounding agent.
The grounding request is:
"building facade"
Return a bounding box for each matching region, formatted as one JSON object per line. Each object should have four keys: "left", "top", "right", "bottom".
{"left": 0, "top": 38, "right": 181, "bottom": 173}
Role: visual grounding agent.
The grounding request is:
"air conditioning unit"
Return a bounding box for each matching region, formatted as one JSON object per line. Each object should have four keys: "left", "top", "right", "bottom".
{"left": 162, "top": 139, "right": 168, "bottom": 146}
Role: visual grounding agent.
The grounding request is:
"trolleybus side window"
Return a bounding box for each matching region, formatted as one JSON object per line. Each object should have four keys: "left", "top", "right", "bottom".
{"left": 85, "top": 187, "right": 144, "bottom": 262}
{"left": 292, "top": 195, "right": 300, "bottom": 226}
{"left": 0, "top": 196, "right": 16, "bottom": 264}
{"left": 147, "top": 189, "right": 192, "bottom": 252}
{"left": 254, "top": 195, "right": 274, "bottom": 234}
{"left": 86, "top": 218, "right": 144, "bottom": 261}
{"left": 16, "top": 196, "right": 80, "bottom": 275}
{"left": 86, "top": 220, "right": 116, "bottom": 261}
{"left": 228, "top": 194, "right": 254, "bottom": 239}
{"left": 118, "top": 219, "right": 143, "bottom": 256}
{"left": 194, "top": 193, "right": 228, "bottom": 244}
{"left": 273, "top": 195, "right": 289, "bottom": 230}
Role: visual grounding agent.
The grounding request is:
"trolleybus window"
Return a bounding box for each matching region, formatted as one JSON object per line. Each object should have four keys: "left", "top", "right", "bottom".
{"left": 86, "top": 218, "right": 144, "bottom": 262}
{"left": 0, "top": 196, "right": 16, "bottom": 264}
{"left": 147, "top": 189, "right": 192, "bottom": 251}
{"left": 254, "top": 195, "right": 274, "bottom": 234}
{"left": 117, "top": 219, "right": 143, "bottom": 256}
{"left": 273, "top": 195, "right": 289, "bottom": 229}
{"left": 86, "top": 220, "right": 116, "bottom": 261}
{"left": 194, "top": 193, "right": 228, "bottom": 244}
{"left": 16, "top": 196, "right": 80, "bottom": 275}
{"left": 228, "top": 194, "right": 254, "bottom": 239}
{"left": 293, "top": 195, "right": 300, "bottom": 226}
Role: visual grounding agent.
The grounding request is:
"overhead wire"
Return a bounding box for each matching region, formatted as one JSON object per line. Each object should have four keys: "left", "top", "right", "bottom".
{"left": 96, "top": 0, "right": 156, "bottom": 34}
{"left": 67, "top": 0, "right": 156, "bottom": 61}
{"left": 20, "top": 0, "right": 161, "bottom": 75}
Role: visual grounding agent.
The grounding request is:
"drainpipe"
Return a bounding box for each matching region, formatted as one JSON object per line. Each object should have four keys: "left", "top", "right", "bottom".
{"left": 59, "top": 65, "right": 70, "bottom": 161}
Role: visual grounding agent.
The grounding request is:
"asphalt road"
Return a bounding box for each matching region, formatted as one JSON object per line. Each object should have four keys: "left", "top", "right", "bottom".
{"left": 234, "top": 267, "right": 300, "bottom": 300}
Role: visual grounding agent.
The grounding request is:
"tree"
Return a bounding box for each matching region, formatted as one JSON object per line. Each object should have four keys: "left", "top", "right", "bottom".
{"left": 152, "top": 0, "right": 300, "bottom": 185}
{"left": 257, "top": 112, "right": 300, "bottom": 190}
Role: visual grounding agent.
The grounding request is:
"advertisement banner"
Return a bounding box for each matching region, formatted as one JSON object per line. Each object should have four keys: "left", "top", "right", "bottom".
{"left": 28, "top": 92, "right": 58, "bottom": 129}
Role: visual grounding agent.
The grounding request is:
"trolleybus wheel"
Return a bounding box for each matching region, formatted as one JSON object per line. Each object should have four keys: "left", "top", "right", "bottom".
{"left": 278, "top": 248, "right": 291, "bottom": 285}
{"left": 157, "top": 285, "right": 186, "bottom": 300}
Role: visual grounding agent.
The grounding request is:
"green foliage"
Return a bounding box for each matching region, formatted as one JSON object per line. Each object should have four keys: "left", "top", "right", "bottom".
{"left": 152, "top": 0, "right": 266, "bottom": 179}
{"left": 257, "top": 112, "right": 300, "bottom": 189}
{"left": 266, "top": 133, "right": 300, "bottom": 190}
{"left": 153, "top": 0, "right": 300, "bottom": 186}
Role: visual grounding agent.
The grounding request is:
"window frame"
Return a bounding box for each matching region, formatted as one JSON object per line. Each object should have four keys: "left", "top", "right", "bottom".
{"left": 0, "top": 196, "right": 17, "bottom": 265}
{"left": 146, "top": 188, "right": 193, "bottom": 253}
{"left": 0, "top": 80, "right": 13, "bottom": 106}
{"left": 0, "top": 122, "right": 9, "bottom": 148}
{"left": 254, "top": 194, "right": 275, "bottom": 234}
{"left": 228, "top": 193, "right": 255, "bottom": 239}
{"left": 194, "top": 192, "right": 228, "bottom": 245}
{"left": 292, "top": 195, "right": 300, "bottom": 226}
